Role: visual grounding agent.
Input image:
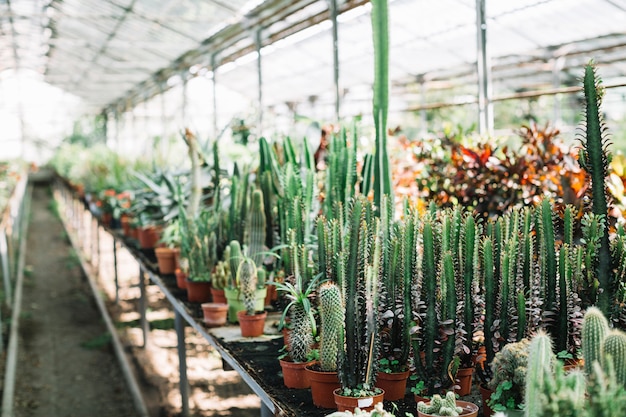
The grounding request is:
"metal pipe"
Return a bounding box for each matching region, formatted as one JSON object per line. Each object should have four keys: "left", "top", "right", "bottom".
{"left": 256, "top": 29, "right": 263, "bottom": 137}
{"left": 113, "top": 238, "right": 119, "bottom": 304}
{"left": 328, "top": 0, "right": 340, "bottom": 122}
{"left": 139, "top": 265, "right": 149, "bottom": 348}
{"left": 475, "top": 0, "right": 493, "bottom": 134}
{"left": 211, "top": 54, "right": 218, "bottom": 138}
{"left": 175, "top": 311, "right": 190, "bottom": 417}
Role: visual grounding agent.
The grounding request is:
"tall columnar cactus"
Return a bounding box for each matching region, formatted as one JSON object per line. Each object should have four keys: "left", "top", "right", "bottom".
{"left": 246, "top": 189, "right": 266, "bottom": 267}
{"left": 289, "top": 301, "right": 314, "bottom": 363}
{"left": 371, "top": 0, "right": 393, "bottom": 211}
{"left": 538, "top": 198, "right": 557, "bottom": 316}
{"left": 421, "top": 215, "right": 438, "bottom": 389}
{"left": 318, "top": 281, "right": 345, "bottom": 372}
{"left": 578, "top": 62, "right": 613, "bottom": 316}
{"left": 460, "top": 213, "right": 478, "bottom": 362}
{"left": 582, "top": 306, "right": 609, "bottom": 376}
{"left": 482, "top": 236, "right": 496, "bottom": 363}
{"left": 524, "top": 331, "right": 555, "bottom": 417}
{"left": 602, "top": 330, "right": 626, "bottom": 387}
{"left": 441, "top": 251, "right": 457, "bottom": 382}
{"left": 521, "top": 207, "right": 534, "bottom": 294}
{"left": 228, "top": 240, "right": 243, "bottom": 289}
{"left": 556, "top": 245, "right": 571, "bottom": 353}
{"left": 237, "top": 257, "right": 258, "bottom": 315}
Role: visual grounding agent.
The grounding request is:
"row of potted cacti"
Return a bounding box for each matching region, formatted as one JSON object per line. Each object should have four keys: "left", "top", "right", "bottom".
{"left": 49, "top": 61, "right": 626, "bottom": 415}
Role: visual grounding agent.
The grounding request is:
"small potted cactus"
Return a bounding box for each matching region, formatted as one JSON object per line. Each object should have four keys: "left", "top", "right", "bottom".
{"left": 486, "top": 339, "right": 530, "bottom": 416}
{"left": 235, "top": 256, "right": 267, "bottom": 337}
{"left": 416, "top": 391, "right": 478, "bottom": 417}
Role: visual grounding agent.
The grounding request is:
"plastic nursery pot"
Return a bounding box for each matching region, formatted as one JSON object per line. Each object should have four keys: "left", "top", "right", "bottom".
{"left": 185, "top": 279, "right": 212, "bottom": 303}
{"left": 154, "top": 247, "right": 177, "bottom": 275}
{"left": 236, "top": 310, "right": 267, "bottom": 337}
{"left": 201, "top": 303, "right": 229, "bottom": 327}
{"left": 333, "top": 388, "right": 384, "bottom": 413}
{"left": 416, "top": 400, "right": 479, "bottom": 417}
{"left": 279, "top": 358, "right": 314, "bottom": 389}
{"left": 305, "top": 365, "right": 340, "bottom": 408}
{"left": 375, "top": 369, "right": 410, "bottom": 401}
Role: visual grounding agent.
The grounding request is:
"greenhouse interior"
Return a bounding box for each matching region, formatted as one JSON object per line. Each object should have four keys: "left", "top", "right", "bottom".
{"left": 1, "top": 0, "right": 626, "bottom": 416}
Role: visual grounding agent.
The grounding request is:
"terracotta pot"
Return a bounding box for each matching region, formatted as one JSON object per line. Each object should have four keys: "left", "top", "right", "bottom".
{"left": 237, "top": 310, "right": 267, "bottom": 337}
{"left": 333, "top": 388, "right": 384, "bottom": 412}
{"left": 279, "top": 358, "right": 314, "bottom": 389}
{"left": 305, "top": 365, "right": 340, "bottom": 409}
{"left": 101, "top": 212, "right": 112, "bottom": 227}
{"left": 121, "top": 215, "right": 132, "bottom": 236}
{"left": 376, "top": 369, "right": 410, "bottom": 401}
{"left": 130, "top": 225, "right": 139, "bottom": 240}
{"left": 186, "top": 279, "right": 212, "bottom": 303}
{"left": 175, "top": 269, "right": 188, "bottom": 290}
{"left": 265, "top": 284, "right": 277, "bottom": 307}
{"left": 137, "top": 225, "right": 161, "bottom": 249}
{"left": 455, "top": 367, "right": 474, "bottom": 396}
{"left": 417, "top": 400, "right": 479, "bottom": 417}
{"left": 155, "top": 247, "right": 177, "bottom": 275}
{"left": 224, "top": 287, "right": 267, "bottom": 323}
{"left": 173, "top": 248, "right": 181, "bottom": 271}
{"left": 473, "top": 346, "right": 487, "bottom": 371}
{"left": 479, "top": 384, "right": 494, "bottom": 417}
{"left": 210, "top": 287, "right": 226, "bottom": 304}
{"left": 201, "top": 303, "right": 229, "bottom": 327}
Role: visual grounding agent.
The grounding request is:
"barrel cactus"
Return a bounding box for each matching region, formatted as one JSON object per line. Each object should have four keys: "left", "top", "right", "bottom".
{"left": 602, "top": 329, "right": 626, "bottom": 387}
{"left": 582, "top": 306, "right": 609, "bottom": 376}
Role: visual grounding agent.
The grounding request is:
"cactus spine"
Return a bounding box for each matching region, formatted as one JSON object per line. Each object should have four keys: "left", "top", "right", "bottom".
{"left": 602, "top": 330, "right": 626, "bottom": 387}
{"left": 318, "top": 282, "right": 344, "bottom": 372}
{"left": 246, "top": 189, "right": 266, "bottom": 267}
{"left": 582, "top": 306, "right": 609, "bottom": 376}
{"left": 482, "top": 237, "right": 496, "bottom": 363}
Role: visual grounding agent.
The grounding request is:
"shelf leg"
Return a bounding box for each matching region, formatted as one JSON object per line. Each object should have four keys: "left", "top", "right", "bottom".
{"left": 139, "top": 266, "right": 149, "bottom": 348}
{"left": 113, "top": 239, "right": 119, "bottom": 304}
{"left": 175, "top": 310, "right": 190, "bottom": 417}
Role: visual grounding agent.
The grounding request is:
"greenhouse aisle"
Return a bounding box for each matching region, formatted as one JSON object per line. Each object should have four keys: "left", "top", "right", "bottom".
{"left": 13, "top": 184, "right": 137, "bottom": 417}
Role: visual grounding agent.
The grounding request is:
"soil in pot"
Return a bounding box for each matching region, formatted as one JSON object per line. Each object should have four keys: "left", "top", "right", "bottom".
{"left": 305, "top": 365, "right": 340, "bottom": 409}
{"left": 279, "top": 358, "right": 314, "bottom": 389}
{"left": 201, "top": 303, "right": 229, "bottom": 327}
{"left": 237, "top": 310, "right": 267, "bottom": 337}
{"left": 376, "top": 369, "right": 410, "bottom": 401}
{"left": 333, "top": 388, "right": 384, "bottom": 412}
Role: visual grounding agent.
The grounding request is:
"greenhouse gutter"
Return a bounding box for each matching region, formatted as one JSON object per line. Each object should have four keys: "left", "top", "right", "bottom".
{"left": 1, "top": 182, "right": 32, "bottom": 417}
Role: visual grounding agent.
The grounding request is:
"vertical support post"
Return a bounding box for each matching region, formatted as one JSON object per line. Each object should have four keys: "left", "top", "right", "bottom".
{"left": 211, "top": 54, "right": 218, "bottom": 138}
{"left": 0, "top": 230, "right": 12, "bottom": 307}
{"left": 139, "top": 266, "right": 149, "bottom": 348}
{"left": 256, "top": 29, "right": 263, "bottom": 137}
{"left": 160, "top": 84, "right": 168, "bottom": 162}
{"left": 181, "top": 72, "right": 188, "bottom": 128}
{"left": 328, "top": 0, "right": 340, "bottom": 122}
{"left": 475, "top": 0, "right": 493, "bottom": 134}
{"left": 113, "top": 238, "right": 119, "bottom": 304}
{"left": 175, "top": 310, "right": 189, "bottom": 417}
{"left": 95, "top": 220, "right": 100, "bottom": 278}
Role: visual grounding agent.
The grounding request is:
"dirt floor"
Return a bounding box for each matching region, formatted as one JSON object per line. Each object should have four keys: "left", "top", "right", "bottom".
{"left": 13, "top": 183, "right": 261, "bottom": 417}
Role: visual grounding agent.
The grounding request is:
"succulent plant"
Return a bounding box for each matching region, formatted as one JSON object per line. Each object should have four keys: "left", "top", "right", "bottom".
{"left": 417, "top": 391, "right": 462, "bottom": 416}
{"left": 582, "top": 306, "right": 609, "bottom": 376}
{"left": 601, "top": 329, "right": 626, "bottom": 387}
{"left": 318, "top": 281, "right": 344, "bottom": 372}
{"left": 487, "top": 338, "right": 530, "bottom": 411}
{"left": 237, "top": 256, "right": 258, "bottom": 315}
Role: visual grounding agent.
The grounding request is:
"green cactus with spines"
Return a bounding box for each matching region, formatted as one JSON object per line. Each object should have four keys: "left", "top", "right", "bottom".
{"left": 228, "top": 240, "right": 242, "bottom": 289}
{"left": 538, "top": 198, "right": 558, "bottom": 316}
{"left": 441, "top": 251, "right": 457, "bottom": 383}
{"left": 524, "top": 331, "right": 557, "bottom": 417}
{"left": 556, "top": 244, "right": 571, "bottom": 353}
{"left": 499, "top": 238, "right": 514, "bottom": 344}
{"left": 417, "top": 391, "right": 462, "bottom": 416}
{"left": 581, "top": 212, "right": 604, "bottom": 306}
{"left": 318, "top": 281, "right": 344, "bottom": 372}
{"left": 563, "top": 205, "right": 574, "bottom": 246}
{"left": 212, "top": 258, "right": 230, "bottom": 290}
{"left": 487, "top": 338, "right": 530, "bottom": 411}
{"left": 259, "top": 170, "right": 276, "bottom": 250}
{"left": 237, "top": 257, "right": 258, "bottom": 315}
{"left": 579, "top": 62, "right": 613, "bottom": 316}
{"left": 482, "top": 236, "right": 496, "bottom": 363}
{"left": 602, "top": 329, "right": 626, "bottom": 387}
{"left": 289, "top": 301, "right": 314, "bottom": 363}
{"left": 460, "top": 212, "right": 478, "bottom": 364}
{"left": 422, "top": 215, "right": 438, "bottom": 378}
{"left": 521, "top": 207, "right": 534, "bottom": 295}
{"left": 516, "top": 291, "right": 527, "bottom": 341}
{"left": 246, "top": 189, "right": 266, "bottom": 268}
{"left": 582, "top": 306, "right": 609, "bottom": 376}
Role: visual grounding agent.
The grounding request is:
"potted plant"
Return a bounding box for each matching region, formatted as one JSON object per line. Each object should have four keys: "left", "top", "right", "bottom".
{"left": 272, "top": 240, "right": 322, "bottom": 389}
{"left": 331, "top": 198, "right": 384, "bottom": 412}
{"left": 155, "top": 219, "right": 181, "bottom": 275}
{"left": 235, "top": 255, "right": 267, "bottom": 337}
{"left": 306, "top": 281, "right": 343, "bottom": 408}
{"left": 210, "top": 254, "right": 230, "bottom": 304}
{"left": 325, "top": 403, "right": 395, "bottom": 417}
{"left": 486, "top": 339, "right": 530, "bottom": 417}
{"left": 416, "top": 391, "right": 479, "bottom": 417}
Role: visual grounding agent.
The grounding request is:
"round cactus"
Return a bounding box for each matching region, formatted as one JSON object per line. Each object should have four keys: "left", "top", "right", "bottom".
{"left": 582, "top": 306, "right": 609, "bottom": 376}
